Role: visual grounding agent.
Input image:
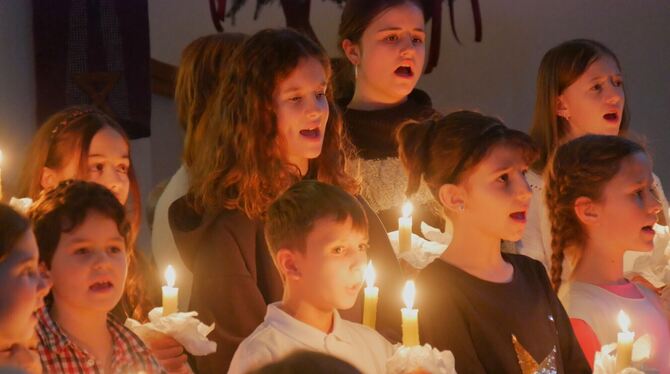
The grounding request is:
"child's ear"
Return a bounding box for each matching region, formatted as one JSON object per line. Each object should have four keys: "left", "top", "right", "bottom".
{"left": 574, "top": 196, "right": 600, "bottom": 225}
{"left": 40, "top": 167, "right": 58, "bottom": 191}
{"left": 438, "top": 184, "right": 466, "bottom": 214}
{"left": 556, "top": 95, "right": 570, "bottom": 120}
{"left": 276, "top": 249, "right": 301, "bottom": 280}
{"left": 341, "top": 39, "right": 361, "bottom": 66}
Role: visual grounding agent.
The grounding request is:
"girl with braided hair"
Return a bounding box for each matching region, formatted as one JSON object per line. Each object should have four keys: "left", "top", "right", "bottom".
{"left": 517, "top": 39, "right": 670, "bottom": 288}
{"left": 547, "top": 135, "right": 670, "bottom": 371}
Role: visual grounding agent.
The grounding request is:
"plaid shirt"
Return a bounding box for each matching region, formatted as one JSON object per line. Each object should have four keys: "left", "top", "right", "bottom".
{"left": 36, "top": 307, "right": 165, "bottom": 374}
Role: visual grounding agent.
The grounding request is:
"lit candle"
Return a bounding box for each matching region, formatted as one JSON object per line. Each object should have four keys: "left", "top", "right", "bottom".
{"left": 162, "top": 265, "right": 179, "bottom": 316}
{"left": 401, "top": 280, "right": 420, "bottom": 346}
{"left": 399, "top": 201, "right": 413, "bottom": 253}
{"left": 615, "top": 310, "right": 634, "bottom": 371}
{"left": 0, "top": 149, "right": 4, "bottom": 201}
{"left": 362, "top": 261, "right": 378, "bottom": 328}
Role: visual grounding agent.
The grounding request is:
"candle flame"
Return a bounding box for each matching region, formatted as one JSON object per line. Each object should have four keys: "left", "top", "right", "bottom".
{"left": 618, "top": 310, "right": 631, "bottom": 332}
{"left": 403, "top": 280, "right": 416, "bottom": 309}
{"left": 165, "top": 265, "right": 176, "bottom": 287}
{"left": 402, "top": 201, "right": 413, "bottom": 217}
{"left": 364, "top": 261, "right": 376, "bottom": 288}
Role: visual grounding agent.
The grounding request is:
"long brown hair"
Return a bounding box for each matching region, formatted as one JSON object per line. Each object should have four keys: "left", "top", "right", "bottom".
{"left": 529, "top": 39, "right": 630, "bottom": 172}
{"left": 18, "top": 106, "right": 141, "bottom": 244}
{"left": 176, "top": 32, "right": 247, "bottom": 167}
{"left": 189, "top": 28, "right": 359, "bottom": 218}
{"left": 18, "top": 107, "right": 152, "bottom": 319}
{"left": 545, "top": 135, "right": 645, "bottom": 291}
{"left": 397, "top": 111, "right": 537, "bottom": 202}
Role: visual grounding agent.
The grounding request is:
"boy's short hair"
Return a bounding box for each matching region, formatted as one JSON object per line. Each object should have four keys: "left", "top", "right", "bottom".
{"left": 28, "top": 180, "right": 130, "bottom": 267}
{"left": 251, "top": 350, "right": 362, "bottom": 374}
{"left": 265, "top": 180, "right": 368, "bottom": 256}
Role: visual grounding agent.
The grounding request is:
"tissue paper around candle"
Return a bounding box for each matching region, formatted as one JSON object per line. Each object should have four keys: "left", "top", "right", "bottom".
{"left": 363, "top": 261, "right": 378, "bottom": 328}
{"left": 399, "top": 202, "right": 413, "bottom": 253}
{"left": 163, "top": 265, "right": 179, "bottom": 316}
{"left": 615, "top": 310, "right": 634, "bottom": 372}
{"left": 402, "top": 280, "right": 420, "bottom": 346}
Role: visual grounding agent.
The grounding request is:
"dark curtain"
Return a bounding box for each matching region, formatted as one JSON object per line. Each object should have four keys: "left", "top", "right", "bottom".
{"left": 33, "top": 0, "right": 151, "bottom": 139}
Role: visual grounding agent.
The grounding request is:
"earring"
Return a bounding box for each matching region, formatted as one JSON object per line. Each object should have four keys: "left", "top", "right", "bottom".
{"left": 354, "top": 64, "right": 358, "bottom": 79}
{"left": 458, "top": 204, "right": 465, "bottom": 212}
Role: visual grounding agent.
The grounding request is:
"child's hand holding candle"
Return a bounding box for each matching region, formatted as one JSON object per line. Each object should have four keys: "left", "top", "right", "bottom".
{"left": 363, "top": 261, "right": 379, "bottom": 328}
{"left": 162, "top": 265, "right": 179, "bottom": 316}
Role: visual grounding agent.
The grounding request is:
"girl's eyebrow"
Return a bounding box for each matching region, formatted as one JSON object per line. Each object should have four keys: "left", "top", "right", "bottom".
{"left": 66, "top": 236, "right": 125, "bottom": 245}
{"left": 589, "top": 73, "right": 622, "bottom": 82}
{"left": 376, "top": 27, "right": 425, "bottom": 34}
{"left": 88, "top": 153, "right": 130, "bottom": 159}
{"left": 108, "top": 236, "right": 125, "bottom": 244}
{"left": 282, "top": 82, "right": 327, "bottom": 94}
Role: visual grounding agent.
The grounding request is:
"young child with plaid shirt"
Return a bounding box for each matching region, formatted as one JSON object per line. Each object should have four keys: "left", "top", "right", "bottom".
{"left": 29, "top": 180, "right": 164, "bottom": 373}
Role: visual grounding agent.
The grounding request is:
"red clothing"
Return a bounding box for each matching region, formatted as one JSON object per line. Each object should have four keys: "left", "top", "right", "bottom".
{"left": 36, "top": 307, "right": 164, "bottom": 374}
{"left": 569, "top": 318, "right": 601, "bottom": 368}
{"left": 568, "top": 281, "right": 645, "bottom": 369}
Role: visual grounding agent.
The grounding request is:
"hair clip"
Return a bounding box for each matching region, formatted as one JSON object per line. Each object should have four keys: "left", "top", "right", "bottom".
{"left": 50, "top": 107, "right": 98, "bottom": 139}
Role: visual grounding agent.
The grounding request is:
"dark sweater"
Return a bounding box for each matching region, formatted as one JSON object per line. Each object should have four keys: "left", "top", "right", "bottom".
{"left": 340, "top": 89, "right": 443, "bottom": 233}
{"left": 416, "top": 253, "right": 590, "bottom": 374}
{"left": 169, "top": 195, "right": 402, "bottom": 374}
{"left": 340, "top": 89, "right": 437, "bottom": 160}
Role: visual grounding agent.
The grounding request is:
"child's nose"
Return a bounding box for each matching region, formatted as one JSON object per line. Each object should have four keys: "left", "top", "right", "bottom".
{"left": 351, "top": 250, "right": 367, "bottom": 273}
{"left": 517, "top": 176, "right": 532, "bottom": 202}
{"left": 306, "top": 97, "right": 327, "bottom": 120}
{"left": 606, "top": 84, "right": 624, "bottom": 105}
{"left": 648, "top": 191, "right": 662, "bottom": 216}
{"left": 99, "top": 168, "right": 124, "bottom": 196}
{"left": 399, "top": 36, "right": 416, "bottom": 58}
{"left": 92, "top": 250, "right": 113, "bottom": 268}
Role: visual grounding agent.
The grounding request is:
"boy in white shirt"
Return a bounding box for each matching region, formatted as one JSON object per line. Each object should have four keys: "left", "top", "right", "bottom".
{"left": 228, "top": 181, "right": 393, "bottom": 374}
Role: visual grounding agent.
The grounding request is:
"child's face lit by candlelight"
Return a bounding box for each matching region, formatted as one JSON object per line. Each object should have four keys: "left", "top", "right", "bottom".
{"left": 41, "top": 126, "right": 130, "bottom": 204}
{"left": 273, "top": 57, "right": 329, "bottom": 175}
{"left": 0, "top": 230, "right": 50, "bottom": 347}
{"left": 582, "top": 152, "right": 661, "bottom": 253}
{"left": 279, "top": 216, "right": 368, "bottom": 311}
{"left": 558, "top": 56, "right": 625, "bottom": 140}
{"left": 343, "top": 2, "right": 426, "bottom": 105}
{"left": 442, "top": 145, "right": 532, "bottom": 242}
{"left": 49, "top": 211, "right": 127, "bottom": 316}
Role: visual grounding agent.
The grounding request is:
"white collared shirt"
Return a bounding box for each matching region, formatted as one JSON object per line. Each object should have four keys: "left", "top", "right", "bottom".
{"left": 228, "top": 302, "right": 393, "bottom": 374}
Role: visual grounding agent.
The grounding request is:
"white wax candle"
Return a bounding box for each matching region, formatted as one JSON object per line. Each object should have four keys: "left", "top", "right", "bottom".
{"left": 362, "top": 261, "right": 378, "bottom": 328}
{"left": 401, "top": 280, "right": 419, "bottom": 346}
{"left": 399, "top": 201, "right": 413, "bottom": 253}
{"left": 162, "top": 265, "right": 179, "bottom": 316}
{"left": 615, "top": 310, "right": 634, "bottom": 371}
